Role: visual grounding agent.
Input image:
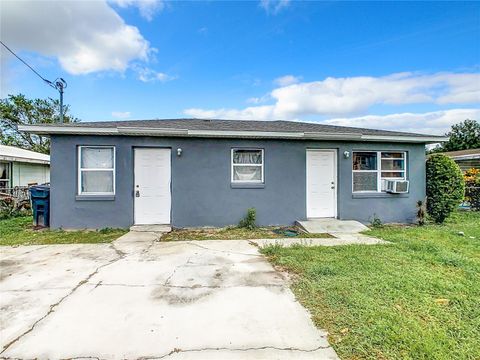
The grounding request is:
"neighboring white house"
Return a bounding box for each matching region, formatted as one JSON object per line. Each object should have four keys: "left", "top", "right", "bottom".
{"left": 0, "top": 145, "right": 50, "bottom": 189}
{"left": 440, "top": 148, "right": 480, "bottom": 172}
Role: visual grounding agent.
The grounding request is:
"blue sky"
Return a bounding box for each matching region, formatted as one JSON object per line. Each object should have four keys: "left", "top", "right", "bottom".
{"left": 1, "top": 0, "right": 479, "bottom": 134}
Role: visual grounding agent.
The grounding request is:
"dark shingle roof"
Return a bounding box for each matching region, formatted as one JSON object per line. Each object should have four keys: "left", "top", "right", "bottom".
{"left": 58, "top": 118, "right": 438, "bottom": 138}
{"left": 438, "top": 149, "right": 480, "bottom": 157}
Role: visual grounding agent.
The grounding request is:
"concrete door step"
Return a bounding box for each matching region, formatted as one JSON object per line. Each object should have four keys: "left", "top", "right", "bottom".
{"left": 130, "top": 224, "right": 172, "bottom": 233}
{"left": 296, "top": 218, "right": 369, "bottom": 234}
{"left": 251, "top": 234, "right": 388, "bottom": 247}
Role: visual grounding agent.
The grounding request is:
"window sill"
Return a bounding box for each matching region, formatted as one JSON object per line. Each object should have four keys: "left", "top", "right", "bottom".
{"left": 231, "top": 183, "right": 265, "bottom": 189}
{"left": 352, "top": 192, "right": 409, "bottom": 199}
{"left": 76, "top": 195, "right": 115, "bottom": 201}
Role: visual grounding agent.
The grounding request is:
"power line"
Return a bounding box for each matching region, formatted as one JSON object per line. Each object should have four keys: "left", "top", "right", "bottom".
{"left": 0, "top": 40, "right": 56, "bottom": 90}
{"left": 1, "top": 40, "right": 68, "bottom": 122}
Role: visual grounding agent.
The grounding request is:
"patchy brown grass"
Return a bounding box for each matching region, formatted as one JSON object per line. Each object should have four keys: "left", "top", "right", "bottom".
{"left": 0, "top": 216, "right": 127, "bottom": 246}
{"left": 161, "top": 225, "right": 331, "bottom": 241}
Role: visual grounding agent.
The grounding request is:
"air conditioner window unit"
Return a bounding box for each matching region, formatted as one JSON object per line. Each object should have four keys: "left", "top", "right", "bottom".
{"left": 385, "top": 179, "right": 409, "bottom": 194}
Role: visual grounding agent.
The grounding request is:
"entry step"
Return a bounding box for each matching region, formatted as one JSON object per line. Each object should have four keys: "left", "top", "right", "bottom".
{"left": 296, "top": 218, "right": 369, "bottom": 234}
{"left": 130, "top": 224, "right": 172, "bottom": 233}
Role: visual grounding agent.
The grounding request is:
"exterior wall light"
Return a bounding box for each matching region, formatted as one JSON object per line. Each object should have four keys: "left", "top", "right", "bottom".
{"left": 177, "top": 148, "right": 182, "bottom": 156}
{"left": 343, "top": 151, "right": 350, "bottom": 159}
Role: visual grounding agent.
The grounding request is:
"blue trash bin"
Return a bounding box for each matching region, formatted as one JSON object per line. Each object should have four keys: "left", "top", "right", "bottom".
{"left": 29, "top": 185, "right": 50, "bottom": 227}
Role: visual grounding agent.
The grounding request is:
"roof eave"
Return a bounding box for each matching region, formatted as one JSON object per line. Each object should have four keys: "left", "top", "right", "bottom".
{"left": 360, "top": 134, "right": 448, "bottom": 143}
{"left": 0, "top": 155, "right": 50, "bottom": 165}
{"left": 18, "top": 125, "right": 447, "bottom": 143}
{"left": 450, "top": 154, "right": 480, "bottom": 161}
{"left": 18, "top": 125, "right": 119, "bottom": 135}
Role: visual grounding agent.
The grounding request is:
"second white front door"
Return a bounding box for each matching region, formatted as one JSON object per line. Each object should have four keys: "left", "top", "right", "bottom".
{"left": 306, "top": 150, "right": 337, "bottom": 218}
{"left": 134, "top": 148, "right": 171, "bottom": 224}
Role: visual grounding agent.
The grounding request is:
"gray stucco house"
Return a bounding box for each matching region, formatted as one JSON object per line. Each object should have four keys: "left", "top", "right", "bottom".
{"left": 20, "top": 119, "right": 446, "bottom": 229}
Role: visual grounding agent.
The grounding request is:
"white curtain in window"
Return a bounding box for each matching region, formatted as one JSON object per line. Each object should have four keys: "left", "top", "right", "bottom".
{"left": 81, "top": 171, "right": 113, "bottom": 193}
{"left": 81, "top": 148, "right": 113, "bottom": 169}
{"left": 233, "top": 166, "right": 262, "bottom": 181}
{"left": 233, "top": 150, "right": 262, "bottom": 164}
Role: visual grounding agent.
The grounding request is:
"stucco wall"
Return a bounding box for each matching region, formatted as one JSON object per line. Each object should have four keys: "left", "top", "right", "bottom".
{"left": 50, "top": 135, "right": 426, "bottom": 229}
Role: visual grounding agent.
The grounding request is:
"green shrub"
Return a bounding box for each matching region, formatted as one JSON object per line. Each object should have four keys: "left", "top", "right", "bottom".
{"left": 426, "top": 154, "right": 465, "bottom": 223}
{"left": 98, "top": 227, "right": 116, "bottom": 234}
{"left": 416, "top": 200, "right": 427, "bottom": 226}
{"left": 464, "top": 168, "right": 480, "bottom": 211}
{"left": 465, "top": 186, "right": 480, "bottom": 211}
{"left": 370, "top": 213, "right": 383, "bottom": 228}
{"left": 238, "top": 208, "right": 257, "bottom": 230}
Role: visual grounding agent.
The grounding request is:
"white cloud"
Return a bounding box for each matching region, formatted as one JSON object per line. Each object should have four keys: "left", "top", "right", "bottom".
{"left": 109, "top": 0, "right": 164, "bottom": 21}
{"left": 246, "top": 97, "right": 262, "bottom": 104}
{"left": 112, "top": 111, "right": 131, "bottom": 119}
{"left": 1, "top": 0, "right": 152, "bottom": 75}
{"left": 184, "top": 72, "right": 480, "bottom": 120}
{"left": 259, "top": 0, "right": 290, "bottom": 14}
{"left": 434, "top": 73, "right": 480, "bottom": 104}
{"left": 274, "top": 75, "right": 301, "bottom": 86}
{"left": 323, "top": 109, "right": 480, "bottom": 135}
{"left": 184, "top": 107, "right": 479, "bottom": 135}
{"left": 270, "top": 72, "right": 480, "bottom": 118}
{"left": 246, "top": 94, "right": 271, "bottom": 104}
{"left": 133, "top": 65, "right": 175, "bottom": 82}
{"left": 184, "top": 106, "right": 276, "bottom": 120}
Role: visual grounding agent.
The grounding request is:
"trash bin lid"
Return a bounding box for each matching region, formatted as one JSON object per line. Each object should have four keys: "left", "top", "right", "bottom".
{"left": 29, "top": 185, "right": 50, "bottom": 198}
{"left": 30, "top": 184, "right": 50, "bottom": 190}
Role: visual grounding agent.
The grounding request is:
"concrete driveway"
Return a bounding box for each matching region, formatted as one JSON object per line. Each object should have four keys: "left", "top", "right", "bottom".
{"left": 0, "top": 232, "right": 338, "bottom": 359}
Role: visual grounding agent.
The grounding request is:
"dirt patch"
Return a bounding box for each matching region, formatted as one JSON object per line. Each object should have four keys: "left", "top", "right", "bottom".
{"left": 0, "top": 260, "right": 23, "bottom": 282}
{"left": 236, "top": 270, "right": 285, "bottom": 287}
{"left": 151, "top": 286, "right": 214, "bottom": 305}
{"left": 161, "top": 226, "right": 331, "bottom": 242}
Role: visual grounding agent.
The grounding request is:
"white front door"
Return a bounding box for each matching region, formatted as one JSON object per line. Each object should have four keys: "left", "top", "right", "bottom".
{"left": 306, "top": 150, "right": 337, "bottom": 218}
{"left": 134, "top": 148, "right": 171, "bottom": 224}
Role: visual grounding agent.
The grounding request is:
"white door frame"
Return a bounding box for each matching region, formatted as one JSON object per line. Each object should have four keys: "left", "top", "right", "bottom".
{"left": 133, "top": 147, "right": 171, "bottom": 225}
{"left": 306, "top": 149, "right": 338, "bottom": 218}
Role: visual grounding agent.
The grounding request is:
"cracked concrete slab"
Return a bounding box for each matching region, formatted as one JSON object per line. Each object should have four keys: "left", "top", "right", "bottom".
{"left": 158, "top": 347, "right": 338, "bottom": 359}
{"left": 1, "top": 236, "right": 339, "bottom": 359}
{"left": 0, "top": 243, "right": 120, "bottom": 348}
{"left": 0, "top": 288, "right": 68, "bottom": 348}
{"left": 0, "top": 245, "right": 48, "bottom": 260}
{"left": 113, "top": 231, "right": 161, "bottom": 255}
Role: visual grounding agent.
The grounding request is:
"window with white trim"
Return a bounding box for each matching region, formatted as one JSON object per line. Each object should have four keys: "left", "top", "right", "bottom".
{"left": 352, "top": 151, "right": 406, "bottom": 192}
{"left": 231, "top": 149, "right": 264, "bottom": 183}
{"left": 0, "top": 162, "right": 11, "bottom": 189}
{"left": 78, "top": 146, "right": 115, "bottom": 195}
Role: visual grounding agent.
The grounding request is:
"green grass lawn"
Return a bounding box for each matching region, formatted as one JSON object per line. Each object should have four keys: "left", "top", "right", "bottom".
{"left": 261, "top": 211, "right": 480, "bottom": 360}
{"left": 161, "top": 226, "right": 331, "bottom": 241}
{"left": 0, "top": 216, "right": 127, "bottom": 246}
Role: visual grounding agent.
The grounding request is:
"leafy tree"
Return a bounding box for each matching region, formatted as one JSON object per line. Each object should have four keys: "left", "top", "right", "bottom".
{"left": 431, "top": 119, "right": 480, "bottom": 153}
{"left": 426, "top": 154, "right": 465, "bottom": 223}
{"left": 0, "top": 94, "right": 78, "bottom": 154}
